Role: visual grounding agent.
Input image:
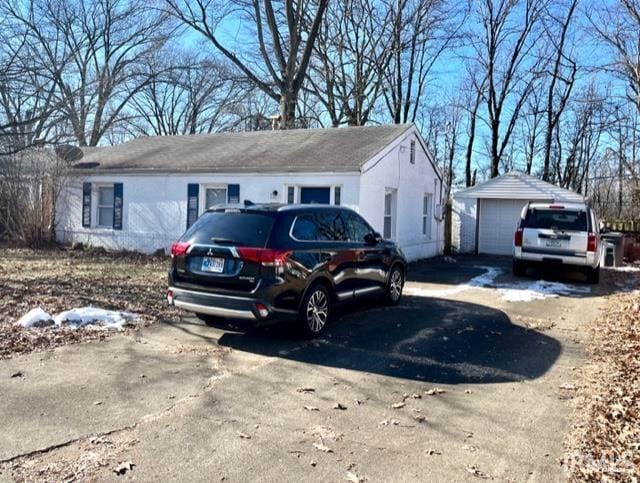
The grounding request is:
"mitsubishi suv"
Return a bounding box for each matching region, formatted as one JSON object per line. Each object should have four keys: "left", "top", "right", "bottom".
{"left": 167, "top": 204, "right": 407, "bottom": 337}
{"left": 512, "top": 202, "right": 603, "bottom": 283}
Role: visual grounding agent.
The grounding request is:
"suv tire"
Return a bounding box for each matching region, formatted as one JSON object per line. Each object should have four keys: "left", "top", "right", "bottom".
{"left": 586, "top": 266, "right": 600, "bottom": 284}
{"left": 298, "top": 283, "right": 332, "bottom": 338}
{"left": 385, "top": 265, "right": 404, "bottom": 305}
{"left": 513, "top": 260, "right": 527, "bottom": 277}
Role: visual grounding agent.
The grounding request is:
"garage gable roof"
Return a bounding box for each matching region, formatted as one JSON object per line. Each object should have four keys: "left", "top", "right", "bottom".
{"left": 454, "top": 171, "right": 585, "bottom": 202}
{"left": 72, "top": 124, "right": 413, "bottom": 174}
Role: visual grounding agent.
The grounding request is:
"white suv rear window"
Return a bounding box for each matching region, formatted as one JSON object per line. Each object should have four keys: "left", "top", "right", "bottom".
{"left": 524, "top": 209, "right": 588, "bottom": 231}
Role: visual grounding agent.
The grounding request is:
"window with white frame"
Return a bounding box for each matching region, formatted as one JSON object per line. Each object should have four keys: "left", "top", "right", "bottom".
{"left": 204, "top": 187, "right": 227, "bottom": 209}
{"left": 423, "top": 193, "right": 433, "bottom": 238}
{"left": 384, "top": 189, "right": 396, "bottom": 239}
{"left": 97, "top": 186, "right": 115, "bottom": 227}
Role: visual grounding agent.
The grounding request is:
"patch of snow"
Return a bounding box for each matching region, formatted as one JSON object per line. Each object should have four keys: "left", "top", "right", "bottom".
{"left": 16, "top": 307, "right": 137, "bottom": 330}
{"left": 406, "top": 265, "right": 591, "bottom": 302}
{"left": 53, "top": 307, "right": 137, "bottom": 330}
{"left": 607, "top": 265, "right": 640, "bottom": 272}
{"left": 443, "top": 256, "right": 457, "bottom": 263}
{"left": 405, "top": 266, "right": 502, "bottom": 298}
{"left": 498, "top": 280, "right": 590, "bottom": 302}
{"left": 16, "top": 307, "right": 54, "bottom": 328}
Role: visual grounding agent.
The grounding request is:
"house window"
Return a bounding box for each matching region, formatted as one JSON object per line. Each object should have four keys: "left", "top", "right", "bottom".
{"left": 97, "top": 186, "right": 114, "bottom": 227}
{"left": 287, "top": 186, "right": 295, "bottom": 204}
{"left": 410, "top": 140, "right": 416, "bottom": 164}
{"left": 334, "top": 186, "right": 341, "bottom": 205}
{"left": 423, "top": 194, "right": 433, "bottom": 238}
{"left": 205, "top": 187, "right": 227, "bottom": 209}
{"left": 384, "top": 190, "right": 396, "bottom": 239}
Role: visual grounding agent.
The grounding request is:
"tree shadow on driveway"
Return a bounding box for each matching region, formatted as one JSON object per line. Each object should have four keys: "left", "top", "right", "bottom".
{"left": 214, "top": 295, "right": 562, "bottom": 385}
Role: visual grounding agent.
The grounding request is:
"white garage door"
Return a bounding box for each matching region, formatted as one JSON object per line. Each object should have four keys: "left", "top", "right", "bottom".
{"left": 478, "top": 199, "right": 547, "bottom": 255}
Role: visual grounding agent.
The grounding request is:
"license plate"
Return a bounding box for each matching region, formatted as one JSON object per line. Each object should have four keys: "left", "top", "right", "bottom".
{"left": 545, "top": 239, "right": 562, "bottom": 248}
{"left": 201, "top": 257, "right": 225, "bottom": 273}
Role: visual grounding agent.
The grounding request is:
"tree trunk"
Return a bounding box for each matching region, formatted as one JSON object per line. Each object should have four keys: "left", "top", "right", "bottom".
{"left": 279, "top": 90, "right": 297, "bottom": 129}
{"left": 490, "top": 120, "right": 500, "bottom": 178}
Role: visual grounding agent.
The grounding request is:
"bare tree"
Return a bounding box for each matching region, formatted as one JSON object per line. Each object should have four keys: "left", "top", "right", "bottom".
{"left": 165, "top": 0, "right": 328, "bottom": 129}
{"left": 521, "top": 87, "right": 545, "bottom": 174}
{"left": 589, "top": 0, "right": 640, "bottom": 113}
{"left": 307, "top": 0, "right": 394, "bottom": 127}
{"left": 127, "top": 51, "right": 249, "bottom": 136}
{"left": 463, "top": 70, "right": 486, "bottom": 187}
{"left": 472, "top": 0, "right": 546, "bottom": 178}
{"left": 382, "top": 0, "right": 463, "bottom": 124}
{"left": 541, "top": 0, "right": 578, "bottom": 181}
{"left": 1, "top": 0, "right": 174, "bottom": 147}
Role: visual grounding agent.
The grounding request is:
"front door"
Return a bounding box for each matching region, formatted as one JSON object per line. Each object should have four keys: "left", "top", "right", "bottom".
{"left": 300, "top": 187, "right": 330, "bottom": 204}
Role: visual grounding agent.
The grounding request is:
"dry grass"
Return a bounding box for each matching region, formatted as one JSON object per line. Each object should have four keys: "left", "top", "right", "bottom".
{"left": 562, "top": 271, "right": 640, "bottom": 481}
{"left": 0, "top": 247, "right": 177, "bottom": 359}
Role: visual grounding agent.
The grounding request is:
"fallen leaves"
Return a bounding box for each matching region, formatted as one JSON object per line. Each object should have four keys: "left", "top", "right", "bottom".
{"left": 379, "top": 419, "right": 400, "bottom": 426}
{"left": 333, "top": 403, "right": 347, "bottom": 410}
{"left": 113, "top": 461, "right": 135, "bottom": 476}
{"left": 1, "top": 249, "right": 171, "bottom": 359}
{"left": 466, "top": 465, "right": 489, "bottom": 479}
{"left": 391, "top": 402, "right": 405, "bottom": 409}
{"left": 425, "top": 388, "right": 446, "bottom": 396}
{"left": 346, "top": 470, "right": 366, "bottom": 482}
{"left": 304, "top": 405, "right": 320, "bottom": 412}
{"left": 562, "top": 277, "right": 640, "bottom": 481}
{"left": 313, "top": 442, "right": 333, "bottom": 453}
{"left": 296, "top": 387, "right": 316, "bottom": 393}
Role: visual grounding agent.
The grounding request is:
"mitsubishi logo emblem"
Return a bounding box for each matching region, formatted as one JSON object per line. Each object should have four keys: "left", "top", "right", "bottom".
{"left": 207, "top": 248, "right": 214, "bottom": 256}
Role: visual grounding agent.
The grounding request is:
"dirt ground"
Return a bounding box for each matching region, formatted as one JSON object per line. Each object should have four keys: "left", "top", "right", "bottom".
{"left": 0, "top": 248, "right": 172, "bottom": 359}
{"left": 0, "top": 252, "right": 632, "bottom": 482}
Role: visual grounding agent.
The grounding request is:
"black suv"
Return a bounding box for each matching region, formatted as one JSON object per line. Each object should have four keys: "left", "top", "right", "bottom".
{"left": 167, "top": 204, "right": 407, "bottom": 337}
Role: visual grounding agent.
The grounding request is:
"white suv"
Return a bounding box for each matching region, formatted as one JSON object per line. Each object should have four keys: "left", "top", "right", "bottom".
{"left": 513, "top": 203, "right": 602, "bottom": 283}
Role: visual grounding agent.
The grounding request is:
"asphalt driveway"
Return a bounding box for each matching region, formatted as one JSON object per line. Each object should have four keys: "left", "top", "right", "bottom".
{"left": 0, "top": 256, "right": 608, "bottom": 482}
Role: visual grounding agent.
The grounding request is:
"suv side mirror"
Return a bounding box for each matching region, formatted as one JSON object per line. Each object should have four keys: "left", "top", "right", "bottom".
{"left": 364, "top": 232, "right": 382, "bottom": 245}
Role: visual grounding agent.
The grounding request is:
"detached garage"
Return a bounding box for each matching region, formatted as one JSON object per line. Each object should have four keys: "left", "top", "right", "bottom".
{"left": 452, "top": 172, "right": 585, "bottom": 255}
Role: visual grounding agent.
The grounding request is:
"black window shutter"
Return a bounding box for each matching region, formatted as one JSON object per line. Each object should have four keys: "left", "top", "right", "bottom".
{"left": 113, "top": 183, "right": 123, "bottom": 230}
{"left": 287, "top": 186, "right": 295, "bottom": 204}
{"left": 82, "top": 182, "right": 92, "bottom": 228}
{"left": 228, "top": 184, "right": 240, "bottom": 204}
{"left": 334, "top": 186, "right": 341, "bottom": 205}
{"left": 187, "top": 183, "right": 199, "bottom": 229}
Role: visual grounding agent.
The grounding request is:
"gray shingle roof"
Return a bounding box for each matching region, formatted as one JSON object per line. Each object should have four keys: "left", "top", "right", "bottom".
{"left": 454, "top": 171, "right": 585, "bottom": 202}
{"left": 74, "top": 124, "right": 413, "bottom": 174}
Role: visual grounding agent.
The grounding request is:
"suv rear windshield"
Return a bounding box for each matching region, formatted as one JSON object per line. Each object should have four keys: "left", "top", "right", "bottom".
{"left": 181, "top": 211, "right": 275, "bottom": 247}
{"left": 523, "top": 209, "right": 588, "bottom": 231}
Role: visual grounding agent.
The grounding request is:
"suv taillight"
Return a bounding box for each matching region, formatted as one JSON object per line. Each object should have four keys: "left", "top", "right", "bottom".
{"left": 170, "top": 241, "right": 190, "bottom": 258}
{"left": 514, "top": 228, "right": 523, "bottom": 247}
{"left": 236, "top": 247, "right": 291, "bottom": 266}
{"left": 587, "top": 233, "right": 598, "bottom": 252}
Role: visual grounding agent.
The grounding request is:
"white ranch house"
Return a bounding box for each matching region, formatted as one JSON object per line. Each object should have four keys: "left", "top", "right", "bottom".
{"left": 452, "top": 171, "right": 586, "bottom": 255}
{"left": 56, "top": 124, "right": 445, "bottom": 262}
